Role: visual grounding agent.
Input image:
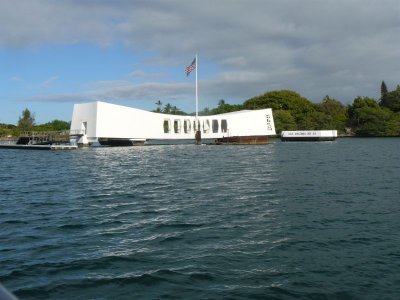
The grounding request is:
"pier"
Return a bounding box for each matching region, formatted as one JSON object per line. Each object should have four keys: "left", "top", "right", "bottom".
{"left": 16, "top": 130, "right": 71, "bottom": 145}
{"left": 0, "top": 144, "right": 77, "bottom": 150}
{"left": 0, "top": 130, "right": 77, "bottom": 150}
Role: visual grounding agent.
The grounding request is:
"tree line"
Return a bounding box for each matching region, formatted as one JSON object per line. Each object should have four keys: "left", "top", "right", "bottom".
{"left": 2, "top": 81, "right": 400, "bottom": 138}
{"left": 0, "top": 108, "right": 70, "bottom": 138}
{"left": 196, "top": 81, "right": 400, "bottom": 136}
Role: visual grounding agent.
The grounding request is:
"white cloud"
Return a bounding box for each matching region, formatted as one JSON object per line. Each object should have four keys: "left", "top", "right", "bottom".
{"left": 23, "top": 81, "right": 192, "bottom": 105}
{"left": 2, "top": 0, "right": 400, "bottom": 105}
{"left": 40, "top": 76, "right": 59, "bottom": 88}
{"left": 129, "top": 70, "right": 165, "bottom": 79}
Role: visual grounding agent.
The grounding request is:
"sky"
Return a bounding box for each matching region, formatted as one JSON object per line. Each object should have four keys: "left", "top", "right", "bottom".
{"left": 1, "top": 0, "right": 400, "bottom": 124}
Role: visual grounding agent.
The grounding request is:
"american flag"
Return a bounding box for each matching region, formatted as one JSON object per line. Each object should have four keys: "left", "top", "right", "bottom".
{"left": 185, "top": 57, "right": 196, "bottom": 76}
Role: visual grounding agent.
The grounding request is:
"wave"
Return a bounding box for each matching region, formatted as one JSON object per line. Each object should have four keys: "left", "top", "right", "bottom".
{"left": 13, "top": 269, "right": 205, "bottom": 299}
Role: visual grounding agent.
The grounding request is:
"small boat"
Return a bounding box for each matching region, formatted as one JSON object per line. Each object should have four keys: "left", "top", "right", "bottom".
{"left": 280, "top": 130, "right": 337, "bottom": 141}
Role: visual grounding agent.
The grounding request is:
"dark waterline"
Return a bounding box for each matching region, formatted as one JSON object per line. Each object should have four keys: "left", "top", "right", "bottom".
{"left": 1, "top": 138, "right": 400, "bottom": 299}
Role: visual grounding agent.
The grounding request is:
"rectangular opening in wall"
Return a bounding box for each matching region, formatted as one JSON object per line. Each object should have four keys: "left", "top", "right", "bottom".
{"left": 184, "top": 119, "right": 191, "bottom": 133}
{"left": 163, "top": 119, "right": 171, "bottom": 133}
{"left": 174, "top": 119, "right": 181, "bottom": 133}
{"left": 203, "top": 120, "right": 210, "bottom": 133}
{"left": 212, "top": 120, "right": 219, "bottom": 133}
{"left": 221, "top": 119, "right": 228, "bottom": 133}
{"left": 193, "top": 120, "right": 200, "bottom": 131}
{"left": 81, "top": 122, "right": 87, "bottom": 135}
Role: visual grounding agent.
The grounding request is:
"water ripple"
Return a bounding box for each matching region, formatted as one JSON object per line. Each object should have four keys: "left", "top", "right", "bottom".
{"left": 1, "top": 140, "right": 400, "bottom": 299}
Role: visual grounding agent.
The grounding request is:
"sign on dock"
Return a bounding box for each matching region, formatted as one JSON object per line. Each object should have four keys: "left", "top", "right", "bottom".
{"left": 281, "top": 130, "right": 337, "bottom": 141}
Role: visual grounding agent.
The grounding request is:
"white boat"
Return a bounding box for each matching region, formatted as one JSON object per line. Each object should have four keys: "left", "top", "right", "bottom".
{"left": 280, "top": 130, "right": 337, "bottom": 141}
{"left": 69, "top": 101, "right": 276, "bottom": 146}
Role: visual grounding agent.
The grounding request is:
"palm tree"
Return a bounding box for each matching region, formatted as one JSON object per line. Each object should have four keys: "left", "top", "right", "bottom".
{"left": 163, "top": 103, "right": 172, "bottom": 114}
{"left": 155, "top": 100, "right": 162, "bottom": 112}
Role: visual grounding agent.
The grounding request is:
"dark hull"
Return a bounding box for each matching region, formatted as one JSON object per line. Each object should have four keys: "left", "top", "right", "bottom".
{"left": 281, "top": 136, "right": 337, "bottom": 142}
{"left": 0, "top": 144, "right": 77, "bottom": 150}
{"left": 213, "top": 135, "right": 270, "bottom": 145}
{"left": 98, "top": 138, "right": 145, "bottom": 146}
{"left": 98, "top": 136, "right": 272, "bottom": 146}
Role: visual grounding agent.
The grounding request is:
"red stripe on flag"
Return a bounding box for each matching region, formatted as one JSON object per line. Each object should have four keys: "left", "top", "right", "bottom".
{"left": 185, "top": 58, "right": 196, "bottom": 76}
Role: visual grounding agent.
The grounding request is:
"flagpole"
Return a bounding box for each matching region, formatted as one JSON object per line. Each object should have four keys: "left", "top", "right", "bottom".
{"left": 195, "top": 54, "right": 198, "bottom": 123}
{"left": 186, "top": 54, "right": 200, "bottom": 144}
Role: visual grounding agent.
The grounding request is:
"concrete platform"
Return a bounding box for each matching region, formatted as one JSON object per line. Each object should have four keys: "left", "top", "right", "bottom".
{"left": 0, "top": 144, "right": 78, "bottom": 150}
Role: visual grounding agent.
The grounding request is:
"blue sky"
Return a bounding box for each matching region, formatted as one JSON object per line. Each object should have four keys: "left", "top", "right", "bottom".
{"left": 0, "top": 44, "right": 206, "bottom": 123}
{"left": 1, "top": 0, "right": 400, "bottom": 124}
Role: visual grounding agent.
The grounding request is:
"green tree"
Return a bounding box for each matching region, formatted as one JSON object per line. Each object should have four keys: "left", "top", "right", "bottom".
{"left": 34, "top": 120, "right": 70, "bottom": 131}
{"left": 381, "top": 81, "right": 388, "bottom": 97}
{"left": 348, "top": 96, "right": 379, "bottom": 127}
{"left": 314, "top": 96, "right": 347, "bottom": 132}
{"left": 296, "top": 110, "right": 325, "bottom": 130}
{"left": 158, "top": 103, "right": 186, "bottom": 115}
{"left": 200, "top": 107, "right": 211, "bottom": 115}
{"left": 348, "top": 96, "right": 400, "bottom": 136}
{"left": 353, "top": 106, "right": 399, "bottom": 136}
{"left": 208, "top": 99, "right": 242, "bottom": 114}
{"left": 273, "top": 110, "right": 296, "bottom": 133}
{"left": 0, "top": 123, "right": 18, "bottom": 138}
{"left": 163, "top": 103, "right": 172, "bottom": 114}
{"left": 155, "top": 100, "right": 162, "bottom": 112}
{"left": 17, "top": 108, "right": 35, "bottom": 131}
{"left": 243, "top": 90, "right": 318, "bottom": 130}
{"left": 380, "top": 86, "right": 400, "bottom": 112}
{"left": 243, "top": 90, "right": 314, "bottom": 111}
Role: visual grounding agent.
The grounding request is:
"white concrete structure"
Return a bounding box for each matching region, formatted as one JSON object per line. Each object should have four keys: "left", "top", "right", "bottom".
{"left": 281, "top": 130, "right": 337, "bottom": 141}
{"left": 70, "top": 101, "right": 276, "bottom": 146}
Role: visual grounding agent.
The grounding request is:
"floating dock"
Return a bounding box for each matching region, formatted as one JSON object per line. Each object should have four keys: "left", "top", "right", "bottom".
{"left": 0, "top": 130, "right": 77, "bottom": 150}
{"left": 281, "top": 130, "right": 337, "bottom": 141}
{"left": 0, "top": 144, "right": 78, "bottom": 150}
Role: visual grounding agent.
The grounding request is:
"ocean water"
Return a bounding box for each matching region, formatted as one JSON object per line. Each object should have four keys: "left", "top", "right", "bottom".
{"left": 1, "top": 138, "right": 400, "bottom": 300}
